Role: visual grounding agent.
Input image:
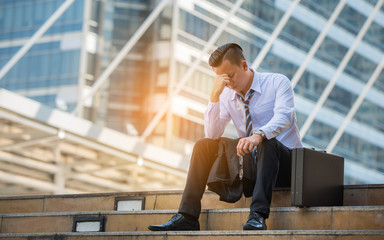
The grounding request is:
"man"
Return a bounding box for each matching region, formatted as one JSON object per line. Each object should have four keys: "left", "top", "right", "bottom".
{"left": 148, "top": 43, "right": 303, "bottom": 231}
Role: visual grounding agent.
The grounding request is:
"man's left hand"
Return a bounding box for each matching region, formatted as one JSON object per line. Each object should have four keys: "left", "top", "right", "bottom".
{"left": 237, "top": 133, "right": 263, "bottom": 156}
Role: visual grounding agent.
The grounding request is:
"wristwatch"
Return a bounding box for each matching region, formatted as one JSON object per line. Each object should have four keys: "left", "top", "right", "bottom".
{"left": 254, "top": 130, "right": 266, "bottom": 139}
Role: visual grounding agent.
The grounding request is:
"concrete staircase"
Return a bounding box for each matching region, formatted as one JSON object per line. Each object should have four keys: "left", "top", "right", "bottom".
{"left": 0, "top": 185, "right": 383, "bottom": 239}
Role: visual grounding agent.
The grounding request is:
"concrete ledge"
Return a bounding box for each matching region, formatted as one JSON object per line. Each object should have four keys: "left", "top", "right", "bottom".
{"left": 0, "top": 230, "right": 384, "bottom": 240}
{"left": 0, "top": 185, "right": 383, "bottom": 214}
{"left": 2, "top": 205, "right": 383, "bottom": 217}
{"left": 1, "top": 206, "right": 383, "bottom": 233}
{"left": 0, "top": 189, "right": 290, "bottom": 214}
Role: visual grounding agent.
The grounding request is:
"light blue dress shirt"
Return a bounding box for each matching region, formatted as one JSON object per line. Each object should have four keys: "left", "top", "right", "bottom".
{"left": 204, "top": 68, "right": 303, "bottom": 149}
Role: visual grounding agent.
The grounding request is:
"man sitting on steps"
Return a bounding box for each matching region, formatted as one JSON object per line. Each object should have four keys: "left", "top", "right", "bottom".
{"left": 148, "top": 43, "right": 303, "bottom": 231}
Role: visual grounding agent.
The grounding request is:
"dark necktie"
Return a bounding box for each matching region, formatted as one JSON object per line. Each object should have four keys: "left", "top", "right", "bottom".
{"left": 241, "top": 90, "right": 255, "bottom": 137}
{"left": 240, "top": 90, "right": 257, "bottom": 161}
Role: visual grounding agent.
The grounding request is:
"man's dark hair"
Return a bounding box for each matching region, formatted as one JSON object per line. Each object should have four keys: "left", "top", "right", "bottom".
{"left": 208, "top": 43, "right": 245, "bottom": 67}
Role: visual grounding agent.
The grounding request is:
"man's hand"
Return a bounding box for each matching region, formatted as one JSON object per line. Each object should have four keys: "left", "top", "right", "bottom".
{"left": 237, "top": 133, "right": 263, "bottom": 156}
{"left": 210, "top": 74, "right": 230, "bottom": 102}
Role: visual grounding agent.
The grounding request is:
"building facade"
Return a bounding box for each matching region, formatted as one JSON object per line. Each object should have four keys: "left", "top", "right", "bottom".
{"left": 0, "top": 0, "right": 383, "bottom": 185}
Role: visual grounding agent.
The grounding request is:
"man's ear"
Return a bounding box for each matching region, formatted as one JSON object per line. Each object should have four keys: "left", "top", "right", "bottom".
{"left": 242, "top": 60, "right": 249, "bottom": 71}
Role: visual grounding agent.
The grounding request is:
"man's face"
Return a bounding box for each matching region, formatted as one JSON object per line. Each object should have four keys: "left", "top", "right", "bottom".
{"left": 213, "top": 59, "right": 250, "bottom": 94}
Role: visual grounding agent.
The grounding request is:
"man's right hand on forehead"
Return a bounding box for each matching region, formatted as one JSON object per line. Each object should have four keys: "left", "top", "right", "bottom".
{"left": 210, "top": 74, "right": 229, "bottom": 102}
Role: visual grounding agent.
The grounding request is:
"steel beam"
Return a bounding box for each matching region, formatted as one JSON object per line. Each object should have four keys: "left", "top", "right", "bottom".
{"left": 53, "top": 145, "right": 66, "bottom": 194}
{"left": 69, "top": 173, "right": 132, "bottom": 191}
{"left": 0, "top": 170, "right": 69, "bottom": 193}
{"left": 0, "top": 151, "right": 58, "bottom": 173}
{"left": 77, "top": 0, "right": 93, "bottom": 117}
{"left": 0, "top": 136, "right": 58, "bottom": 151}
{"left": 165, "top": 0, "right": 180, "bottom": 148}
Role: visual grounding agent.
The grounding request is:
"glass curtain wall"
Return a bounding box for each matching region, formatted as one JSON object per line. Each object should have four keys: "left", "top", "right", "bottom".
{"left": 0, "top": 0, "right": 84, "bottom": 111}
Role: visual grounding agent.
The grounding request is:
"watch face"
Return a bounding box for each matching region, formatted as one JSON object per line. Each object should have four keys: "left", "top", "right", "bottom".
{"left": 257, "top": 130, "right": 265, "bottom": 138}
{"left": 254, "top": 130, "right": 264, "bottom": 138}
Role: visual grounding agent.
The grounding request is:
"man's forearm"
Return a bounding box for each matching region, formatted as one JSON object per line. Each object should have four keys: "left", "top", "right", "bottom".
{"left": 210, "top": 90, "right": 221, "bottom": 102}
{"left": 204, "top": 102, "right": 228, "bottom": 139}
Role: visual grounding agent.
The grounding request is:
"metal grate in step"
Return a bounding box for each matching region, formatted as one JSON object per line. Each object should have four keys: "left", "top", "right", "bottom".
{"left": 72, "top": 216, "right": 106, "bottom": 232}
{"left": 114, "top": 196, "right": 146, "bottom": 211}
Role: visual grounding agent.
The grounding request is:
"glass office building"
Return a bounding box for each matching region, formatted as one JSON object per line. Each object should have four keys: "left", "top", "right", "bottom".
{"left": 0, "top": 0, "right": 383, "bottom": 185}
{"left": 0, "top": 0, "right": 84, "bottom": 110}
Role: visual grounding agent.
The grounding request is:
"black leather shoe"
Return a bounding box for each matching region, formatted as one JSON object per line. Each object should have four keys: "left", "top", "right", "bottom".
{"left": 148, "top": 213, "right": 200, "bottom": 231}
{"left": 243, "top": 211, "right": 267, "bottom": 230}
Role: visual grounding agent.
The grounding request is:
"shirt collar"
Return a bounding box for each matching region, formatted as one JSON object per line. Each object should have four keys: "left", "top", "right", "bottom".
{"left": 231, "top": 68, "right": 261, "bottom": 101}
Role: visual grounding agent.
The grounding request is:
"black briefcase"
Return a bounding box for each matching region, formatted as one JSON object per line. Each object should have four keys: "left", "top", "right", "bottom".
{"left": 291, "top": 148, "right": 344, "bottom": 207}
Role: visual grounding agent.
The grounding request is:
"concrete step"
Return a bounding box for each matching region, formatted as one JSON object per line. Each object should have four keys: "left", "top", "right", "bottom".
{"left": 0, "top": 188, "right": 288, "bottom": 214}
{"left": 0, "top": 184, "right": 383, "bottom": 214}
{"left": 1, "top": 206, "right": 383, "bottom": 233}
{"left": 1, "top": 230, "right": 384, "bottom": 240}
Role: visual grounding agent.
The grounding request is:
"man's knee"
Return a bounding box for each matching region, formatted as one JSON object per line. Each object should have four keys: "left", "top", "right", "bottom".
{"left": 257, "top": 138, "right": 278, "bottom": 153}
{"left": 193, "top": 138, "right": 219, "bottom": 152}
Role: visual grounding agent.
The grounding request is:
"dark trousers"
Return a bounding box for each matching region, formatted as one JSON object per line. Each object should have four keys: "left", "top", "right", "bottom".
{"left": 178, "top": 137, "right": 292, "bottom": 219}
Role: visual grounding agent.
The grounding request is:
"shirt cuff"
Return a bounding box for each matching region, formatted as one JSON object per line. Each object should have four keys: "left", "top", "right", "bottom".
{"left": 259, "top": 127, "right": 271, "bottom": 140}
